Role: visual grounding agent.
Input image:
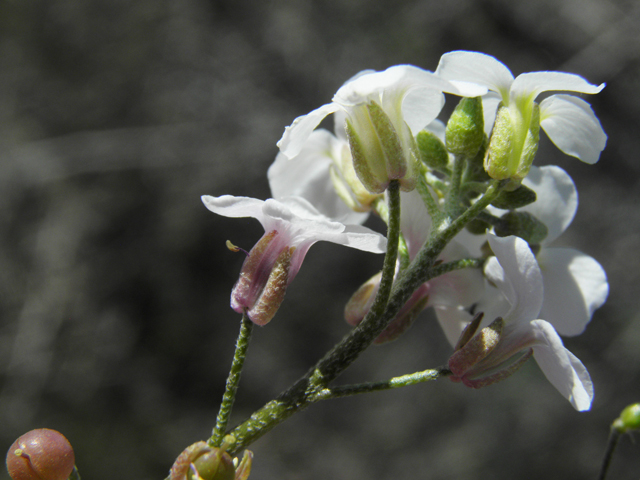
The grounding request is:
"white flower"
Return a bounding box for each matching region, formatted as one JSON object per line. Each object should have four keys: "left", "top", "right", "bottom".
{"left": 202, "top": 195, "right": 386, "bottom": 325}
{"left": 441, "top": 165, "right": 608, "bottom": 339}
{"left": 448, "top": 234, "right": 593, "bottom": 411}
{"left": 277, "top": 65, "right": 486, "bottom": 192}
{"left": 436, "top": 51, "right": 607, "bottom": 180}
{"left": 505, "top": 165, "right": 608, "bottom": 335}
{"left": 267, "top": 112, "right": 378, "bottom": 225}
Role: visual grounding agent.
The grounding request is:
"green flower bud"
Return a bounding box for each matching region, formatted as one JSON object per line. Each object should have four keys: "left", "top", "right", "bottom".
{"left": 613, "top": 403, "right": 640, "bottom": 433}
{"left": 494, "top": 211, "right": 548, "bottom": 245}
{"left": 346, "top": 101, "right": 418, "bottom": 194}
{"left": 490, "top": 184, "right": 537, "bottom": 210}
{"left": 170, "top": 441, "right": 253, "bottom": 480}
{"left": 416, "top": 130, "right": 449, "bottom": 171}
{"left": 485, "top": 103, "right": 540, "bottom": 186}
{"left": 445, "top": 97, "right": 484, "bottom": 157}
{"left": 465, "top": 218, "right": 491, "bottom": 235}
{"left": 6, "top": 429, "right": 75, "bottom": 480}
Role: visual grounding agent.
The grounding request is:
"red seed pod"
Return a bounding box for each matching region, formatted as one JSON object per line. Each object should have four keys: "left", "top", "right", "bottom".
{"left": 6, "top": 428, "right": 75, "bottom": 480}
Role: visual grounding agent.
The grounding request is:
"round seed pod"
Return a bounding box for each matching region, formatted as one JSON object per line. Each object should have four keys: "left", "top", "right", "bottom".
{"left": 6, "top": 429, "right": 75, "bottom": 480}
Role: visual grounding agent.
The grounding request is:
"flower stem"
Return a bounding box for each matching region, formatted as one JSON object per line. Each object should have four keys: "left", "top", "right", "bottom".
{"left": 597, "top": 427, "right": 621, "bottom": 480}
{"left": 210, "top": 313, "right": 254, "bottom": 447}
{"left": 314, "top": 367, "right": 450, "bottom": 400}
{"left": 225, "top": 180, "right": 505, "bottom": 455}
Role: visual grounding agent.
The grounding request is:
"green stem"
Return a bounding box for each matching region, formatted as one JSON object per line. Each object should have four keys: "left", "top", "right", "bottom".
{"left": 445, "top": 154, "right": 466, "bottom": 216}
{"left": 417, "top": 175, "right": 443, "bottom": 224}
{"left": 429, "top": 257, "right": 485, "bottom": 279}
{"left": 210, "top": 314, "right": 254, "bottom": 447}
{"left": 314, "top": 367, "right": 450, "bottom": 400}
{"left": 226, "top": 179, "right": 505, "bottom": 455}
{"left": 597, "top": 427, "right": 621, "bottom": 480}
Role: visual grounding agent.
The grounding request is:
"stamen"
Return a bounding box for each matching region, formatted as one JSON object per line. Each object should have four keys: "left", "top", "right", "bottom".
{"left": 226, "top": 240, "right": 250, "bottom": 256}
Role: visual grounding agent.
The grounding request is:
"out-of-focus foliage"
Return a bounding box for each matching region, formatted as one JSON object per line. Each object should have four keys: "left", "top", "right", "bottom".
{"left": 1, "top": 0, "right": 640, "bottom": 479}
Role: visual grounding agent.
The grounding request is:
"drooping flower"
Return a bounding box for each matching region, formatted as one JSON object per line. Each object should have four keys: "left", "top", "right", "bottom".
{"left": 436, "top": 51, "right": 607, "bottom": 183}
{"left": 441, "top": 165, "right": 608, "bottom": 339}
{"left": 345, "top": 190, "right": 484, "bottom": 342}
{"left": 277, "top": 65, "right": 486, "bottom": 193}
{"left": 202, "top": 195, "right": 386, "bottom": 326}
{"left": 447, "top": 234, "right": 594, "bottom": 411}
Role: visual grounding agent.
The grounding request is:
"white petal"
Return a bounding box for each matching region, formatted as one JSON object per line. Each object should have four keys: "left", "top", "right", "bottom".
{"left": 521, "top": 165, "right": 578, "bottom": 244}
{"left": 540, "top": 94, "right": 607, "bottom": 164}
{"left": 434, "top": 305, "right": 473, "bottom": 347}
{"left": 268, "top": 130, "right": 368, "bottom": 225}
{"left": 401, "top": 87, "right": 446, "bottom": 135}
{"left": 538, "top": 247, "right": 609, "bottom": 336}
{"left": 511, "top": 72, "right": 604, "bottom": 101}
{"left": 277, "top": 102, "right": 340, "bottom": 158}
{"left": 201, "top": 195, "right": 267, "bottom": 226}
{"left": 323, "top": 223, "right": 388, "bottom": 253}
{"left": 530, "top": 320, "right": 593, "bottom": 411}
{"left": 436, "top": 51, "right": 514, "bottom": 101}
{"left": 481, "top": 94, "right": 502, "bottom": 135}
{"left": 486, "top": 235, "right": 543, "bottom": 322}
{"left": 399, "top": 190, "right": 431, "bottom": 258}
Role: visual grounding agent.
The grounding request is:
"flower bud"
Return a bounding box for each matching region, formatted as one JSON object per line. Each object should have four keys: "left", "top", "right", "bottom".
{"left": 346, "top": 101, "right": 418, "bottom": 193}
{"left": 613, "top": 403, "right": 640, "bottom": 433}
{"left": 494, "top": 211, "right": 548, "bottom": 245}
{"left": 484, "top": 103, "right": 540, "bottom": 186}
{"left": 445, "top": 97, "right": 484, "bottom": 157}
{"left": 6, "top": 429, "right": 75, "bottom": 480}
{"left": 490, "top": 184, "right": 537, "bottom": 210}
{"left": 416, "top": 130, "right": 449, "bottom": 171}
{"left": 170, "top": 442, "right": 245, "bottom": 480}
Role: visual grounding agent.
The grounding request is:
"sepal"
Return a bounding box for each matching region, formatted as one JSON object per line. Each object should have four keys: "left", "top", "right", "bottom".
{"left": 445, "top": 97, "right": 484, "bottom": 157}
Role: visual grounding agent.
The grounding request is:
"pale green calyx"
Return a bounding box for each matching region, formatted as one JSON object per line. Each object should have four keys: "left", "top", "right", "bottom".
{"left": 485, "top": 102, "right": 540, "bottom": 187}
{"left": 345, "top": 101, "right": 418, "bottom": 194}
{"left": 416, "top": 130, "right": 449, "bottom": 171}
{"left": 445, "top": 96, "right": 484, "bottom": 157}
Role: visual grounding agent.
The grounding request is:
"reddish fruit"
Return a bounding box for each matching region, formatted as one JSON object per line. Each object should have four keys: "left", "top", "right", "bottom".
{"left": 6, "top": 428, "right": 75, "bottom": 480}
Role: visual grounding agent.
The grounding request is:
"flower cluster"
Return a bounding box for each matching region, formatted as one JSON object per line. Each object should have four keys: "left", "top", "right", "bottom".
{"left": 202, "top": 51, "right": 608, "bottom": 410}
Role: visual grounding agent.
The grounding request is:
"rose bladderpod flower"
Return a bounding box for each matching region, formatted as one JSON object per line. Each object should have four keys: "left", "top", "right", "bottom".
{"left": 268, "top": 110, "right": 381, "bottom": 225}
{"left": 436, "top": 51, "right": 607, "bottom": 184}
{"left": 277, "top": 65, "right": 486, "bottom": 193}
{"left": 202, "top": 195, "right": 387, "bottom": 326}
{"left": 345, "top": 190, "right": 484, "bottom": 343}
{"left": 447, "top": 234, "right": 593, "bottom": 411}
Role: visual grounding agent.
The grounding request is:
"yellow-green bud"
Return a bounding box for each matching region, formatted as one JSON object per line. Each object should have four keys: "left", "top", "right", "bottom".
{"left": 416, "top": 130, "right": 449, "bottom": 171}
{"left": 485, "top": 103, "right": 540, "bottom": 187}
{"left": 346, "top": 101, "right": 418, "bottom": 193}
{"left": 613, "top": 403, "right": 640, "bottom": 433}
{"left": 445, "top": 97, "right": 484, "bottom": 157}
{"left": 490, "top": 184, "right": 537, "bottom": 210}
{"left": 495, "top": 211, "right": 548, "bottom": 245}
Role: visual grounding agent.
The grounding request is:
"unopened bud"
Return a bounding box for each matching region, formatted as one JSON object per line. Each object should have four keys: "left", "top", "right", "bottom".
{"left": 416, "top": 130, "right": 449, "bottom": 171}
{"left": 6, "top": 429, "right": 75, "bottom": 480}
{"left": 170, "top": 442, "right": 241, "bottom": 480}
{"left": 613, "top": 403, "right": 640, "bottom": 434}
{"left": 494, "top": 211, "right": 548, "bottom": 245}
{"left": 490, "top": 184, "right": 537, "bottom": 210}
{"left": 445, "top": 97, "right": 484, "bottom": 157}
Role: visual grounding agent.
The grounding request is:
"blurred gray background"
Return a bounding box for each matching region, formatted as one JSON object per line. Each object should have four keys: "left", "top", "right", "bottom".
{"left": 1, "top": 0, "right": 640, "bottom": 479}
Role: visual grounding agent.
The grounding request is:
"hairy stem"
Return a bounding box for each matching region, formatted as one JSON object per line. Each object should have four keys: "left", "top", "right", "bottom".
{"left": 210, "top": 314, "right": 254, "bottom": 447}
